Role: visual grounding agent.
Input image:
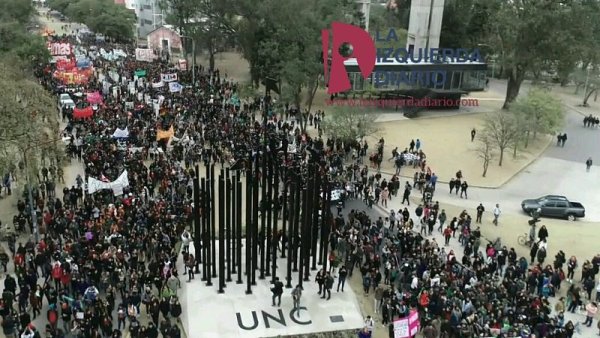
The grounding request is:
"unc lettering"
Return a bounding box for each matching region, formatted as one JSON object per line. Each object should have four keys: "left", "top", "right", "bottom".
{"left": 235, "top": 307, "right": 312, "bottom": 330}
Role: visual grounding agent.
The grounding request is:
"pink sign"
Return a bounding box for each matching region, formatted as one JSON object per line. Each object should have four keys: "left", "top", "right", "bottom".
{"left": 408, "top": 310, "right": 419, "bottom": 336}
{"left": 86, "top": 92, "right": 103, "bottom": 104}
{"left": 393, "top": 310, "right": 419, "bottom": 338}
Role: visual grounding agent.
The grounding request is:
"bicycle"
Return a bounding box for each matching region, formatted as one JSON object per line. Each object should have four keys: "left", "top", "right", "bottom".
{"left": 517, "top": 233, "right": 533, "bottom": 247}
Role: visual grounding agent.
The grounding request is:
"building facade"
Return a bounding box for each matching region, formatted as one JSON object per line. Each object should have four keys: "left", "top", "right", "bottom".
{"left": 147, "top": 25, "right": 182, "bottom": 57}
{"left": 136, "top": 0, "right": 166, "bottom": 39}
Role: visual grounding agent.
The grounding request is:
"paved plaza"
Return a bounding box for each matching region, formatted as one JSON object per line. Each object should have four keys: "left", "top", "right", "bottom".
{"left": 182, "top": 242, "right": 363, "bottom": 338}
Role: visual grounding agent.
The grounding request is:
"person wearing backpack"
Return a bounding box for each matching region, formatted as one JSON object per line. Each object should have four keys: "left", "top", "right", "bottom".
{"left": 271, "top": 277, "right": 284, "bottom": 307}
{"left": 321, "top": 272, "right": 334, "bottom": 300}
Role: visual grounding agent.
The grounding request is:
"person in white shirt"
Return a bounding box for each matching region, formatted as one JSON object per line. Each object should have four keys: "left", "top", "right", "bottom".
{"left": 364, "top": 316, "right": 374, "bottom": 333}
{"left": 493, "top": 204, "right": 501, "bottom": 225}
{"left": 411, "top": 274, "right": 419, "bottom": 290}
{"left": 181, "top": 229, "right": 191, "bottom": 253}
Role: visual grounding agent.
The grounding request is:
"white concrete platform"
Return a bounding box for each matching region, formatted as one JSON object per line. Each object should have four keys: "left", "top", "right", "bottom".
{"left": 182, "top": 242, "right": 364, "bottom": 338}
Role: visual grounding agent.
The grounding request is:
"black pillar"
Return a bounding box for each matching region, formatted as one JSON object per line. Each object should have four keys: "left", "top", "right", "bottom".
{"left": 301, "top": 182, "right": 310, "bottom": 282}
{"left": 285, "top": 179, "right": 296, "bottom": 289}
{"left": 271, "top": 156, "right": 279, "bottom": 283}
{"left": 231, "top": 172, "right": 236, "bottom": 274}
{"left": 265, "top": 155, "right": 273, "bottom": 277}
{"left": 218, "top": 170, "right": 225, "bottom": 293}
{"left": 259, "top": 149, "right": 267, "bottom": 280}
{"left": 210, "top": 164, "right": 217, "bottom": 278}
{"left": 236, "top": 177, "right": 243, "bottom": 284}
{"left": 322, "top": 177, "right": 332, "bottom": 273}
{"left": 292, "top": 174, "right": 301, "bottom": 273}
{"left": 201, "top": 178, "right": 208, "bottom": 282}
{"left": 245, "top": 163, "right": 253, "bottom": 294}
{"left": 311, "top": 166, "right": 320, "bottom": 271}
{"left": 193, "top": 165, "right": 201, "bottom": 273}
{"left": 226, "top": 170, "right": 232, "bottom": 283}
{"left": 298, "top": 183, "right": 307, "bottom": 285}
{"left": 281, "top": 174, "right": 288, "bottom": 259}
{"left": 205, "top": 162, "right": 214, "bottom": 286}
{"left": 251, "top": 158, "right": 259, "bottom": 285}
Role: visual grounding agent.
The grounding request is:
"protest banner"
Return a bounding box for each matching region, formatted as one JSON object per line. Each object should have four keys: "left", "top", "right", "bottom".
{"left": 135, "top": 48, "right": 156, "bottom": 62}
{"left": 160, "top": 73, "right": 178, "bottom": 82}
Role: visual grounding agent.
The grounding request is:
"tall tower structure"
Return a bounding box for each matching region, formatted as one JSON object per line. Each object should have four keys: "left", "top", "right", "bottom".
{"left": 407, "top": 0, "right": 445, "bottom": 53}
{"left": 356, "top": 0, "right": 372, "bottom": 32}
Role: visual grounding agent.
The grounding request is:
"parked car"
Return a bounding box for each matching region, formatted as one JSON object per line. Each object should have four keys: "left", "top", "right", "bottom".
{"left": 521, "top": 195, "right": 585, "bottom": 221}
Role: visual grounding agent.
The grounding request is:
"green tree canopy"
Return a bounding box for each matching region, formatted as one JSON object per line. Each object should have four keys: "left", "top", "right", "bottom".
{"left": 480, "top": 0, "right": 600, "bottom": 108}
{"left": 510, "top": 87, "right": 564, "bottom": 138}
{"left": 0, "top": 60, "right": 62, "bottom": 177}
{"left": 321, "top": 108, "right": 380, "bottom": 144}
{"left": 48, "top": 0, "right": 135, "bottom": 41}
{"left": 0, "top": 0, "right": 50, "bottom": 67}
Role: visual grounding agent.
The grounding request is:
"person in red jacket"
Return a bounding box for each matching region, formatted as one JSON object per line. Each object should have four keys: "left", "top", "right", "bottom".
{"left": 51, "top": 263, "right": 63, "bottom": 291}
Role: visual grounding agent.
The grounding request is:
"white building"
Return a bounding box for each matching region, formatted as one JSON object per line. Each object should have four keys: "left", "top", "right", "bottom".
{"left": 135, "top": 0, "right": 166, "bottom": 39}
{"left": 406, "top": 0, "right": 445, "bottom": 51}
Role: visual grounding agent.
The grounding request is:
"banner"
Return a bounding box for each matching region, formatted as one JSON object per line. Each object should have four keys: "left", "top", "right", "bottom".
{"left": 76, "top": 59, "right": 92, "bottom": 69}
{"left": 86, "top": 92, "right": 103, "bottom": 104}
{"left": 73, "top": 106, "right": 94, "bottom": 119}
{"left": 54, "top": 68, "right": 93, "bottom": 85}
{"left": 178, "top": 59, "right": 187, "bottom": 71}
{"left": 87, "top": 170, "right": 130, "bottom": 196}
{"left": 112, "top": 127, "right": 129, "bottom": 138}
{"left": 56, "top": 58, "right": 76, "bottom": 71}
{"left": 134, "top": 70, "right": 147, "bottom": 77}
{"left": 169, "top": 82, "right": 183, "bottom": 93}
{"left": 156, "top": 126, "right": 175, "bottom": 141}
{"left": 393, "top": 310, "right": 419, "bottom": 338}
{"left": 135, "top": 48, "right": 155, "bottom": 62}
{"left": 160, "top": 73, "right": 178, "bottom": 82}
{"left": 152, "top": 81, "right": 164, "bottom": 88}
{"left": 48, "top": 42, "right": 72, "bottom": 56}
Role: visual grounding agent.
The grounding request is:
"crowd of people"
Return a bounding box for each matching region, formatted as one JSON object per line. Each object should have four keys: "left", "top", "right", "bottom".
{"left": 322, "top": 155, "right": 600, "bottom": 338}
{"left": 1, "top": 18, "right": 599, "bottom": 338}
{"left": 1, "top": 33, "right": 257, "bottom": 337}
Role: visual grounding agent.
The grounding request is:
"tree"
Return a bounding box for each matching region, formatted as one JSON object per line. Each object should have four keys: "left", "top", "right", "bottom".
{"left": 439, "top": 0, "right": 491, "bottom": 49}
{"left": 484, "top": 0, "right": 588, "bottom": 109}
{"left": 0, "top": 60, "right": 62, "bottom": 177}
{"left": 386, "top": 0, "right": 411, "bottom": 29}
{"left": 476, "top": 132, "right": 494, "bottom": 177}
{"left": 320, "top": 108, "right": 380, "bottom": 144}
{"left": 482, "top": 111, "right": 519, "bottom": 166}
{"left": 0, "top": 0, "right": 50, "bottom": 68}
{"left": 49, "top": 0, "right": 136, "bottom": 41}
{"left": 0, "top": 0, "right": 34, "bottom": 25}
{"left": 571, "top": 68, "right": 600, "bottom": 106}
{"left": 161, "top": 0, "right": 236, "bottom": 69}
{"left": 510, "top": 87, "right": 564, "bottom": 146}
